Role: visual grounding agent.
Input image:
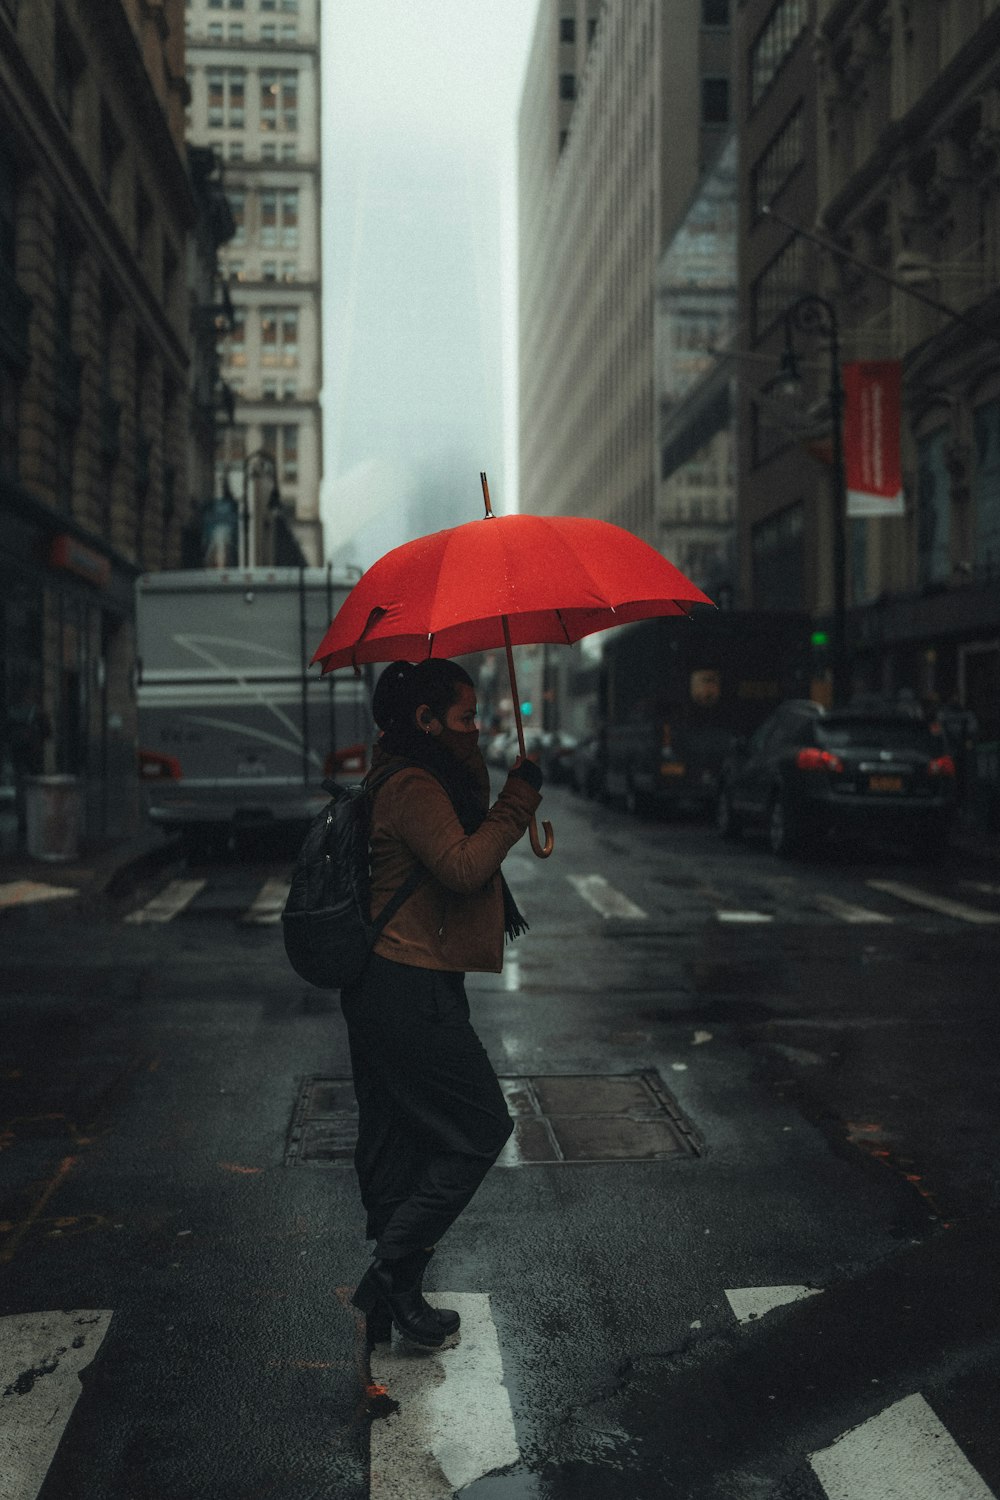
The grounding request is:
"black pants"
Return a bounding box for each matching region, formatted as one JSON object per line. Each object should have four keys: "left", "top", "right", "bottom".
{"left": 340, "top": 953, "right": 513, "bottom": 1261}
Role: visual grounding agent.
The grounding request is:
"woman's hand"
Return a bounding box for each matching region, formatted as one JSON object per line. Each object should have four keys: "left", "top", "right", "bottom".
{"left": 509, "top": 755, "right": 543, "bottom": 791}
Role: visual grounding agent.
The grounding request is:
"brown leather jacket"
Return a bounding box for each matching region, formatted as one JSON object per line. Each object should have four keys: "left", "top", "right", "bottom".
{"left": 368, "top": 744, "right": 541, "bottom": 973}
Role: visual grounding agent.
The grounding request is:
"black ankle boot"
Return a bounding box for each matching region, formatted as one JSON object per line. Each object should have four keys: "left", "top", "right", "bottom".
{"left": 394, "top": 1248, "right": 460, "bottom": 1337}
{"left": 352, "top": 1258, "right": 458, "bottom": 1349}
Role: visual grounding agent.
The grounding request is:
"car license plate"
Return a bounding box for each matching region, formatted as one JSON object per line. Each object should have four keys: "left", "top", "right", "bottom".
{"left": 660, "top": 761, "right": 686, "bottom": 777}
{"left": 868, "top": 774, "right": 903, "bottom": 793}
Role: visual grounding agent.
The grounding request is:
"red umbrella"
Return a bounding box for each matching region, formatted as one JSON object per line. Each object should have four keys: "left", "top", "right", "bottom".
{"left": 312, "top": 475, "right": 714, "bottom": 856}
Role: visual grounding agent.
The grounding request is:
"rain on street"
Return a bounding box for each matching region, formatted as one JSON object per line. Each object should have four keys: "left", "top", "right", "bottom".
{"left": 2, "top": 784, "right": 999, "bottom": 1499}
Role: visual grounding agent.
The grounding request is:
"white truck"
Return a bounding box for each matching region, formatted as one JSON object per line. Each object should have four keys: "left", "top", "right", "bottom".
{"left": 136, "top": 567, "right": 373, "bottom": 853}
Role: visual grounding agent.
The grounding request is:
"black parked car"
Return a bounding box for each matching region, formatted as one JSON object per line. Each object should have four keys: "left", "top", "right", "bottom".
{"left": 716, "top": 700, "right": 956, "bottom": 857}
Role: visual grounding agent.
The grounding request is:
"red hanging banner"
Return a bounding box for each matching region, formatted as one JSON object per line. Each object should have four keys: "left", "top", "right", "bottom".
{"left": 843, "top": 360, "right": 904, "bottom": 517}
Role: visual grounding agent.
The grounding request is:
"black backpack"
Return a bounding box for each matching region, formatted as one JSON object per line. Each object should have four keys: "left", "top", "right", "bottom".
{"left": 281, "top": 766, "right": 425, "bottom": 990}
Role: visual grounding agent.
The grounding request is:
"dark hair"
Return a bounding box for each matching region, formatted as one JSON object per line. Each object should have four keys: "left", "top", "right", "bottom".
{"left": 372, "top": 659, "right": 473, "bottom": 734}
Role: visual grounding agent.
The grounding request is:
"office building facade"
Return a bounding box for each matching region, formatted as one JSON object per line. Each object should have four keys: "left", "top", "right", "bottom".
{"left": 184, "top": 0, "right": 323, "bottom": 566}
{"left": 518, "top": 0, "right": 733, "bottom": 547}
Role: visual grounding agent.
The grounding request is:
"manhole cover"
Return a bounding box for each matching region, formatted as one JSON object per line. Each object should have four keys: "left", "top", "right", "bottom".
{"left": 284, "top": 1071, "right": 700, "bottom": 1167}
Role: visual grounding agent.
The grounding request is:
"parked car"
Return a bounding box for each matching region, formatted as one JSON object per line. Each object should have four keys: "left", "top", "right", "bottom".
{"left": 540, "top": 731, "right": 579, "bottom": 785}
{"left": 716, "top": 700, "right": 956, "bottom": 857}
{"left": 485, "top": 727, "right": 545, "bottom": 769}
{"left": 567, "top": 736, "right": 606, "bottom": 799}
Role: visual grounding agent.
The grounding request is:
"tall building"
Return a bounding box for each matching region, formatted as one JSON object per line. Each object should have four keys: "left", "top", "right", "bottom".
{"left": 184, "top": 0, "right": 323, "bottom": 566}
{"left": 0, "top": 0, "right": 216, "bottom": 847}
{"left": 814, "top": 0, "right": 1000, "bottom": 734}
{"left": 733, "top": 0, "right": 820, "bottom": 620}
{"left": 518, "top": 0, "right": 733, "bottom": 546}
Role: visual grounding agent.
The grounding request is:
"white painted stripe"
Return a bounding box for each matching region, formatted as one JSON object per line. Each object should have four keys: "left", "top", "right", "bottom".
{"left": 866, "top": 880, "right": 1000, "bottom": 925}
{"left": 567, "top": 874, "right": 648, "bottom": 920}
{"left": 240, "top": 877, "right": 290, "bottom": 925}
{"left": 810, "top": 1392, "right": 995, "bottom": 1500}
{"left": 716, "top": 910, "right": 773, "bottom": 924}
{"left": 724, "top": 1285, "right": 821, "bottom": 1324}
{"left": 0, "top": 1309, "right": 113, "bottom": 1500}
{"left": 812, "top": 893, "right": 893, "bottom": 924}
{"left": 0, "top": 882, "right": 78, "bottom": 910}
{"left": 369, "top": 1292, "right": 519, "bottom": 1499}
{"left": 961, "top": 880, "right": 1000, "bottom": 898}
{"left": 124, "top": 878, "right": 206, "bottom": 924}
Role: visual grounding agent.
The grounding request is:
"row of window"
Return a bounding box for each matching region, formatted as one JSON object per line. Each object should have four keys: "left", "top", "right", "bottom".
{"left": 193, "top": 0, "right": 300, "bottom": 11}
{"left": 224, "top": 307, "right": 300, "bottom": 365}
{"left": 200, "top": 68, "right": 299, "bottom": 130}
{"left": 225, "top": 187, "right": 299, "bottom": 248}
{"left": 750, "top": 0, "right": 808, "bottom": 109}
{"left": 560, "top": 73, "right": 729, "bottom": 126}
{"left": 216, "top": 421, "right": 300, "bottom": 487}
{"left": 189, "top": 21, "right": 299, "bottom": 41}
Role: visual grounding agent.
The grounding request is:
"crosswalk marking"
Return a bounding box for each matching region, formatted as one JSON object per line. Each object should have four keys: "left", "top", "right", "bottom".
{"left": 0, "top": 881, "right": 77, "bottom": 910}
{"left": 369, "top": 1293, "right": 519, "bottom": 1499}
{"left": 867, "top": 880, "right": 1000, "bottom": 925}
{"left": 567, "top": 874, "right": 648, "bottom": 920}
{"left": 239, "top": 877, "right": 289, "bottom": 925}
{"left": 724, "top": 1285, "right": 822, "bottom": 1323}
{"left": 716, "top": 910, "right": 773, "bottom": 924}
{"left": 809, "top": 1392, "right": 995, "bottom": 1499}
{"left": 0, "top": 1309, "right": 113, "bottom": 1500}
{"left": 124, "top": 878, "right": 206, "bottom": 924}
{"left": 812, "top": 894, "right": 893, "bottom": 924}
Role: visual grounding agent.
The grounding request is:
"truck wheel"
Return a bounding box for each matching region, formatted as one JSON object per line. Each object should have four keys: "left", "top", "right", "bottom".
{"left": 716, "top": 787, "right": 742, "bottom": 840}
{"left": 768, "top": 794, "right": 800, "bottom": 858}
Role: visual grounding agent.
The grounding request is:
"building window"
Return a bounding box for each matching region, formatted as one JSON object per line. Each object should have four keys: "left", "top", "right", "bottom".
{"left": 263, "top": 379, "right": 277, "bottom": 400}
{"left": 750, "top": 235, "right": 807, "bottom": 341}
{"left": 751, "top": 103, "right": 804, "bottom": 219}
{"left": 208, "top": 21, "right": 223, "bottom": 38}
{"left": 229, "top": 21, "right": 244, "bottom": 37}
{"left": 559, "top": 17, "right": 575, "bottom": 43}
{"left": 224, "top": 308, "right": 246, "bottom": 367}
{"left": 262, "top": 142, "right": 277, "bottom": 160}
{"left": 917, "top": 428, "right": 951, "bottom": 586}
{"left": 228, "top": 68, "right": 245, "bottom": 126}
{"left": 207, "top": 68, "right": 224, "bottom": 126}
{"left": 281, "top": 423, "right": 298, "bottom": 483}
{"left": 260, "top": 189, "right": 278, "bottom": 246}
{"left": 228, "top": 141, "right": 244, "bottom": 161}
{"left": 54, "top": 15, "right": 84, "bottom": 128}
{"left": 260, "top": 68, "right": 298, "bottom": 131}
{"left": 750, "top": 0, "right": 808, "bottom": 109}
{"left": 973, "top": 400, "right": 1000, "bottom": 575}
{"left": 280, "top": 23, "right": 297, "bottom": 39}
{"left": 99, "top": 105, "right": 122, "bottom": 200}
{"left": 702, "top": 0, "right": 729, "bottom": 24}
{"left": 559, "top": 73, "right": 576, "bottom": 101}
{"left": 751, "top": 501, "right": 804, "bottom": 608}
{"left": 261, "top": 22, "right": 275, "bottom": 40}
{"left": 281, "top": 260, "right": 297, "bottom": 281}
{"left": 228, "top": 190, "right": 245, "bottom": 244}
{"left": 282, "top": 380, "right": 296, "bottom": 401}
{"left": 280, "top": 142, "right": 297, "bottom": 161}
{"left": 260, "top": 306, "right": 298, "bottom": 366}
{"left": 280, "top": 189, "right": 298, "bottom": 247}
{"left": 588, "top": 17, "right": 597, "bottom": 41}
{"left": 701, "top": 77, "right": 729, "bottom": 125}
{"left": 262, "top": 260, "right": 277, "bottom": 281}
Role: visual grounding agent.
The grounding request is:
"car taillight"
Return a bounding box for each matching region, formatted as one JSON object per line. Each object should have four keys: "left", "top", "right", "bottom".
{"left": 325, "top": 742, "right": 367, "bottom": 776}
{"left": 927, "top": 754, "right": 955, "bottom": 777}
{"left": 138, "top": 749, "right": 182, "bottom": 780}
{"left": 795, "top": 747, "right": 844, "bottom": 773}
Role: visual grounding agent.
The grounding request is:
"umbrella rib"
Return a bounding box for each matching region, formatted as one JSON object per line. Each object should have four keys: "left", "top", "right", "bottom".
{"left": 555, "top": 609, "right": 573, "bottom": 644}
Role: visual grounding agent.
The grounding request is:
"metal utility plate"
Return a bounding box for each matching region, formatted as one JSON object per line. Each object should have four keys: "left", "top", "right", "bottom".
{"left": 285, "top": 1072, "right": 700, "bottom": 1167}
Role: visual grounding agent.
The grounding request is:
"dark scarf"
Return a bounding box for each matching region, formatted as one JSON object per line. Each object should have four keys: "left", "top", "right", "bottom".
{"left": 375, "top": 725, "right": 529, "bottom": 943}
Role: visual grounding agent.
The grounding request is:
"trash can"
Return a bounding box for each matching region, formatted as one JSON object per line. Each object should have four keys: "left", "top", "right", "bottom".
{"left": 23, "top": 775, "right": 81, "bottom": 861}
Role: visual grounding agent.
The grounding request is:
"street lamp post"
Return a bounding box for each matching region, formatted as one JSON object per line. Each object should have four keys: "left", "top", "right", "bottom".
{"left": 240, "top": 448, "right": 280, "bottom": 569}
{"left": 778, "top": 294, "right": 848, "bottom": 707}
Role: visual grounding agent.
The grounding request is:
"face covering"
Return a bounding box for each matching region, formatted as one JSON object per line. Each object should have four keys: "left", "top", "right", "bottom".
{"left": 437, "top": 725, "right": 480, "bottom": 763}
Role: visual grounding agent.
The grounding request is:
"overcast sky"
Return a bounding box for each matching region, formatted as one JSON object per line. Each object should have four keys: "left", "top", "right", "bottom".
{"left": 318, "top": 1, "right": 540, "bottom": 567}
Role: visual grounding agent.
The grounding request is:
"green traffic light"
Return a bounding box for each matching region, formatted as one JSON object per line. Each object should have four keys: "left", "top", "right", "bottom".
{"left": 520, "top": 701, "right": 533, "bottom": 716}
{"left": 811, "top": 631, "right": 829, "bottom": 647}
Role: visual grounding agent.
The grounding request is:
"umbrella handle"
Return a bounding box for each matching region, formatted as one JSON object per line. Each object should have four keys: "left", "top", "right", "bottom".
{"left": 529, "top": 812, "right": 555, "bottom": 858}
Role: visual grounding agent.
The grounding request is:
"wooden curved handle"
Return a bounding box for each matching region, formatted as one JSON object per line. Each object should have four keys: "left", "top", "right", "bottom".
{"left": 529, "top": 812, "right": 554, "bottom": 858}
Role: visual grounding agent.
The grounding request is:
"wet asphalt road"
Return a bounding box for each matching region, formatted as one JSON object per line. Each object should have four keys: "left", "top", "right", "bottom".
{"left": 1, "top": 784, "right": 999, "bottom": 1499}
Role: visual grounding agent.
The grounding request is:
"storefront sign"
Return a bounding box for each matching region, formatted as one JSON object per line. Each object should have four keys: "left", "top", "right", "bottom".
{"left": 843, "top": 361, "right": 905, "bottom": 517}
{"left": 49, "top": 534, "right": 112, "bottom": 588}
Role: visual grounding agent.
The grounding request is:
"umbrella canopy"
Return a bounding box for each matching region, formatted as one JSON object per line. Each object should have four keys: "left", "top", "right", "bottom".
{"left": 311, "top": 512, "right": 713, "bottom": 672}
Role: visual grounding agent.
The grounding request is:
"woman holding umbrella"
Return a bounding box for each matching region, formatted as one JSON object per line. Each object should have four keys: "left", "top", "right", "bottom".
{"left": 345, "top": 657, "right": 542, "bottom": 1349}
